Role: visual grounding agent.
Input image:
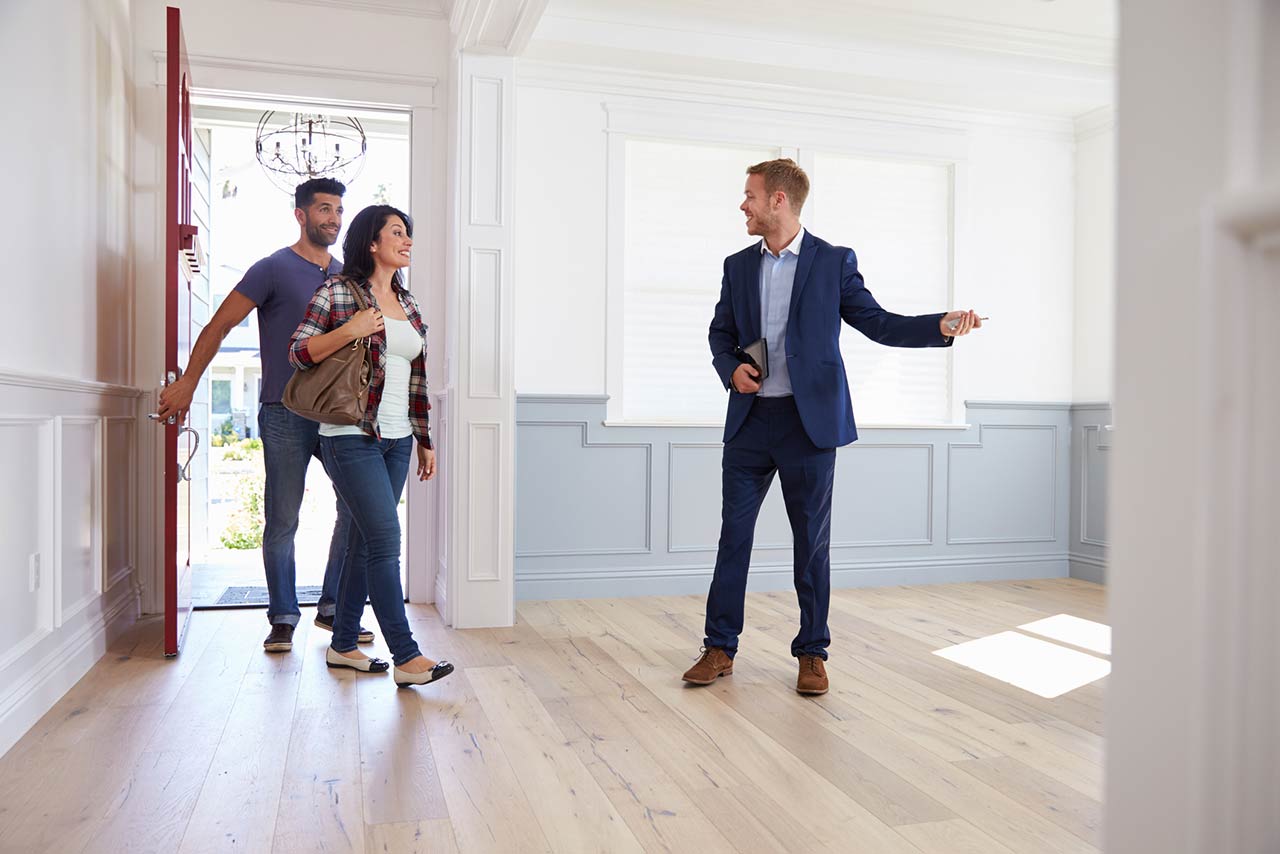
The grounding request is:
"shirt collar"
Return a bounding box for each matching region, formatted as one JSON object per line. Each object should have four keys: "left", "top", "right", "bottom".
{"left": 761, "top": 226, "right": 806, "bottom": 259}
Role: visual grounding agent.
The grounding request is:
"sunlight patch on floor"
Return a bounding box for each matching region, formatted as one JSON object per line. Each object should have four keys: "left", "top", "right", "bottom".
{"left": 1018, "top": 613, "right": 1112, "bottom": 655}
{"left": 933, "top": 629, "right": 1111, "bottom": 699}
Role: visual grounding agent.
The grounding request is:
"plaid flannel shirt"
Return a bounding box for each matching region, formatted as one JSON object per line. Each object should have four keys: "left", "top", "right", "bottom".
{"left": 289, "top": 275, "right": 433, "bottom": 449}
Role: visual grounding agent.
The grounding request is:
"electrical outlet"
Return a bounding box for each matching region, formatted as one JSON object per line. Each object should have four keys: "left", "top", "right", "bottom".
{"left": 28, "top": 553, "right": 40, "bottom": 592}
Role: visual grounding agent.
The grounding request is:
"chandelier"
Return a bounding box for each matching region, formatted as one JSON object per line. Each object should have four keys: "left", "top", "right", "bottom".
{"left": 254, "top": 111, "right": 367, "bottom": 195}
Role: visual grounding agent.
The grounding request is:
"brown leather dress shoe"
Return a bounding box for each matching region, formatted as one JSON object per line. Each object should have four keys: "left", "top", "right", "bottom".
{"left": 796, "top": 655, "right": 829, "bottom": 695}
{"left": 682, "top": 647, "right": 734, "bottom": 685}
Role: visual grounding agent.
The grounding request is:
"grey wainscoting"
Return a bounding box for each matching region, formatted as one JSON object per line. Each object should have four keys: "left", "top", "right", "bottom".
{"left": 1069, "top": 402, "right": 1112, "bottom": 584}
{"left": 515, "top": 396, "right": 1109, "bottom": 599}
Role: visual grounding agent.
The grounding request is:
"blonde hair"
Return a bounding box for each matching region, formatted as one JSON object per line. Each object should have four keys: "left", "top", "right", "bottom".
{"left": 746, "top": 158, "right": 810, "bottom": 213}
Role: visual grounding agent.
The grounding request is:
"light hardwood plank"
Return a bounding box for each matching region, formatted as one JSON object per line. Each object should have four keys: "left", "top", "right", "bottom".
{"left": 467, "top": 665, "right": 645, "bottom": 854}
{"left": 895, "top": 818, "right": 1020, "bottom": 854}
{"left": 365, "top": 819, "right": 459, "bottom": 853}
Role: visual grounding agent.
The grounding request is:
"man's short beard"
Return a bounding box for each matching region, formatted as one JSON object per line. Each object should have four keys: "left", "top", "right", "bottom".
{"left": 306, "top": 221, "right": 338, "bottom": 247}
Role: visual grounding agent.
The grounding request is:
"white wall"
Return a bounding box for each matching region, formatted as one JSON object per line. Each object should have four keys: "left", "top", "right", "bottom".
{"left": 0, "top": 0, "right": 142, "bottom": 758}
{"left": 513, "top": 74, "right": 1081, "bottom": 410}
{"left": 514, "top": 86, "right": 609, "bottom": 395}
{"left": 1072, "top": 114, "right": 1117, "bottom": 403}
{"left": 2, "top": 0, "right": 135, "bottom": 386}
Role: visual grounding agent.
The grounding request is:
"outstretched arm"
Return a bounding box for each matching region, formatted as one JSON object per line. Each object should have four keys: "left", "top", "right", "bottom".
{"left": 838, "top": 249, "right": 956, "bottom": 347}
{"left": 155, "top": 291, "right": 257, "bottom": 423}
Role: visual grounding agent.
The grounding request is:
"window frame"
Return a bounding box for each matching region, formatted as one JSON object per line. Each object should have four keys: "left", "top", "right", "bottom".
{"left": 602, "top": 101, "right": 972, "bottom": 427}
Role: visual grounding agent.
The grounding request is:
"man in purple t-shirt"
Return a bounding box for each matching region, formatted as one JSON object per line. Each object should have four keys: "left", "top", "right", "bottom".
{"left": 157, "top": 178, "right": 373, "bottom": 653}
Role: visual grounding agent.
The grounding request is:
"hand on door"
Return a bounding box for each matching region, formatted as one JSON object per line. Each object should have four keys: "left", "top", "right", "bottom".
{"left": 156, "top": 375, "right": 194, "bottom": 424}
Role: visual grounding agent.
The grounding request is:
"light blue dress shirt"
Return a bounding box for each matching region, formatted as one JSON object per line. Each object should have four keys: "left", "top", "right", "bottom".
{"left": 757, "top": 226, "right": 805, "bottom": 398}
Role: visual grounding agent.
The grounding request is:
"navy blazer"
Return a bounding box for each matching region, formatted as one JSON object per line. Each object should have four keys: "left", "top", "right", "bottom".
{"left": 709, "top": 231, "right": 952, "bottom": 448}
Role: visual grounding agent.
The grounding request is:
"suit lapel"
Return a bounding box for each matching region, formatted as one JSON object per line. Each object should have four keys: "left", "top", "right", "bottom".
{"left": 788, "top": 230, "right": 817, "bottom": 322}
{"left": 743, "top": 242, "right": 763, "bottom": 342}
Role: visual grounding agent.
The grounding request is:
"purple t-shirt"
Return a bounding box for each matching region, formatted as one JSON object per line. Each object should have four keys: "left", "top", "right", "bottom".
{"left": 234, "top": 247, "right": 343, "bottom": 404}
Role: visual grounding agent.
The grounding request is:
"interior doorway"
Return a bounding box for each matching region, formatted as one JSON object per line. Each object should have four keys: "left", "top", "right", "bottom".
{"left": 188, "top": 95, "right": 413, "bottom": 610}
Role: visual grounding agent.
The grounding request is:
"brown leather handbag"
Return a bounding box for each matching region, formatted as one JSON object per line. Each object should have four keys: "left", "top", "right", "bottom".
{"left": 282, "top": 278, "right": 373, "bottom": 426}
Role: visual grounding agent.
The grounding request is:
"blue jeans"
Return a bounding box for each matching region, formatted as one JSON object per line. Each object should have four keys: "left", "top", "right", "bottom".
{"left": 704, "top": 396, "right": 835, "bottom": 660}
{"left": 258, "top": 403, "right": 353, "bottom": 626}
{"left": 319, "top": 434, "right": 422, "bottom": 666}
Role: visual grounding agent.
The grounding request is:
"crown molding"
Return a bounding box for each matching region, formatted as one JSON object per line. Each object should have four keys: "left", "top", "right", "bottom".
{"left": 452, "top": 0, "right": 550, "bottom": 55}
{"left": 153, "top": 51, "right": 438, "bottom": 93}
{"left": 538, "top": 1, "right": 1116, "bottom": 70}
{"left": 267, "top": 0, "right": 448, "bottom": 19}
{"left": 519, "top": 60, "right": 1075, "bottom": 141}
{"left": 1075, "top": 106, "right": 1116, "bottom": 142}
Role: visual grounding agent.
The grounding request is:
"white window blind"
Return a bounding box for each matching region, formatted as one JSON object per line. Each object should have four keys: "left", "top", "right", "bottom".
{"left": 620, "top": 142, "right": 953, "bottom": 425}
{"left": 622, "top": 139, "right": 778, "bottom": 422}
{"left": 808, "top": 152, "right": 953, "bottom": 425}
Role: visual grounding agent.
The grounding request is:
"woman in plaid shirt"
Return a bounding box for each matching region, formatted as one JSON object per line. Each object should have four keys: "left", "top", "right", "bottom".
{"left": 290, "top": 204, "right": 454, "bottom": 688}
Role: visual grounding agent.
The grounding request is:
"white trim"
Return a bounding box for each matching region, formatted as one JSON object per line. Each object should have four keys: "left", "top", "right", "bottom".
{"left": 153, "top": 51, "right": 439, "bottom": 93}
{"left": 965, "top": 400, "right": 1073, "bottom": 411}
{"left": 538, "top": 2, "right": 1115, "bottom": 70}
{"left": 56, "top": 417, "right": 104, "bottom": 627}
{"left": 0, "top": 416, "right": 56, "bottom": 671}
{"left": 0, "top": 370, "right": 143, "bottom": 399}
{"left": 519, "top": 60, "right": 1079, "bottom": 141}
{"left": 103, "top": 417, "right": 138, "bottom": 592}
{"left": 0, "top": 583, "right": 138, "bottom": 761}
{"left": 504, "top": 0, "right": 550, "bottom": 56}
{"left": 1074, "top": 106, "right": 1115, "bottom": 142}
{"left": 267, "top": 0, "right": 448, "bottom": 18}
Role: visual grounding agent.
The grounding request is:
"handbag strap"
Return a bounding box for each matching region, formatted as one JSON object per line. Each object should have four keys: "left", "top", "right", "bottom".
{"left": 334, "top": 275, "right": 373, "bottom": 346}
{"left": 340, "top": 275, "right": 371, "bottom": 313}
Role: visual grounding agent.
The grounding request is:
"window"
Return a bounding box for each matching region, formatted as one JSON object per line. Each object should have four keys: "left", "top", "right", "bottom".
{"left": 618, "top": 140, "right": 954, "bottom": 425}
{"left": 211, "top": 379, "right": 232, "bottom": 414}
{"left": 621, "top": 139, "right": 778, "bottom": 422}
{"left": 807, "top": 152, "right": 953, "bottom": 425}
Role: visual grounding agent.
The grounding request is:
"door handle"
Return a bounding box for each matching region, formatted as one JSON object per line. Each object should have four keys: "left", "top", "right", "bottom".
{"left": 147, "top": 369, "right": 185, "bottom": 425}
{"left": 177, "top": 425, "right": 200, "bottom": 483}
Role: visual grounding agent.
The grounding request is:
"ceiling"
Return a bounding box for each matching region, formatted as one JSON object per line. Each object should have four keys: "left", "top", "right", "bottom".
{"left": 524, "top": 0, "right": 1118, "bottom": 116}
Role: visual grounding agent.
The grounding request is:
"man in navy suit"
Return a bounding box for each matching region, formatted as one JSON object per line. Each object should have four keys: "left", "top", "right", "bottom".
{"left": 682, "top": 158, "right": 982, "bottom": 695}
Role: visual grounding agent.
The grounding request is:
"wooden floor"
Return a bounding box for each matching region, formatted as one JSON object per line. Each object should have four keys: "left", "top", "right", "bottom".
{"left": 0, "top": 579, "right": 1106, "bottom": 854}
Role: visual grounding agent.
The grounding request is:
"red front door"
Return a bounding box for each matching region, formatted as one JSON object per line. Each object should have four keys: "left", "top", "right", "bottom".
{"left": 163, "top": 5, "right": 197, "bottom": 656}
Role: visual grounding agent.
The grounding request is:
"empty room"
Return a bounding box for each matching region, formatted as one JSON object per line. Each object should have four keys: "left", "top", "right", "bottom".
{"left": 0, "top": 1, "right": 1274, "bottom": 852}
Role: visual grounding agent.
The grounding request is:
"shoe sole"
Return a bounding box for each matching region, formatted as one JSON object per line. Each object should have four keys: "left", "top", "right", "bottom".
{"left": 263, "top": 643, "right": 292, "bottom": 653}
{"left": 796, "top": 686, "right": 829, "bottom": 695}
{"left": 396, "top": 662, "right": 456, "bottom": 688}
{"left": 313, "top": 619, "right": 375, "bottom": 644}
{"left": 682, "top": 668, "right": 733, "bottom": 686}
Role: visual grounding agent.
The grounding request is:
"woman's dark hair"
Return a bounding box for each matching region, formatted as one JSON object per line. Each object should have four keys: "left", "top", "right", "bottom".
{"left": 340, "top": 204, "right": 413, "bottom": 290}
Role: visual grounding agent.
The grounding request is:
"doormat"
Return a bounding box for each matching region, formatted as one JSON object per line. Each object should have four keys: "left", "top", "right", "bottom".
{"left": 214, "top": 585, "right": 324, "bottom": 606}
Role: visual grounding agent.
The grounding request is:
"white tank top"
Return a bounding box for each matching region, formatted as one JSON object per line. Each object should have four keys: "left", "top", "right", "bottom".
{"left": 320, "top": 317, "right": 423, "bottom": 439}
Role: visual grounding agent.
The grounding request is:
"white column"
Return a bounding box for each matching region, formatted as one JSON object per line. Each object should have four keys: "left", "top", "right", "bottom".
{"left": 440, "top": 51, "right": 516, "bottom": 628}
{"left": 1107, "top": 1, "right": 1280, "bottom": 851}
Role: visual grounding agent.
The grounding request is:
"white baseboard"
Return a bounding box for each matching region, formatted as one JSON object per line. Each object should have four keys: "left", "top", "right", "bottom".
{"left": 435, "top": 561, "right": 449, "bottom": 625}
{"left": 0, "top": 583, "right": 140, "bottom": 760}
